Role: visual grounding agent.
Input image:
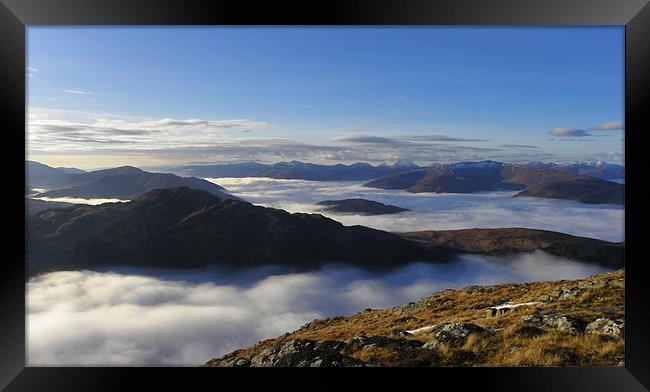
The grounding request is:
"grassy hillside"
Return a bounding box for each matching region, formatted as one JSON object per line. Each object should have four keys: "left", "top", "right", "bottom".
{"left": 204, "top": 269, "right": 624, "bottom": 367}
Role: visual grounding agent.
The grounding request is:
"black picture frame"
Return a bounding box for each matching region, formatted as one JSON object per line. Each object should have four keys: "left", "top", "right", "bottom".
{"left": 1, "top": 0, "right": 648, "bottom": 390}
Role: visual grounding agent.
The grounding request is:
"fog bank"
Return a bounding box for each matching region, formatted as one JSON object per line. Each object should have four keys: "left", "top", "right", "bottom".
{"left": 28, "top": 251, "right": 610, "bottom": 366}
{"left": 207, "top": 178, "right": 624, "bottom": 242}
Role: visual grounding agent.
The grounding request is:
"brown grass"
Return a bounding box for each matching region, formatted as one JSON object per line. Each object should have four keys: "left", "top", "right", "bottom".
{"left": 206, "top": 269, "right": 624, "bottom": 367}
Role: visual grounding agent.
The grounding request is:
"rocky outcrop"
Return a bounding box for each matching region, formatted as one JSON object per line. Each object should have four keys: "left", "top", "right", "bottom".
{"left": 204, "top": 269, "right": 625, "bottom": 367}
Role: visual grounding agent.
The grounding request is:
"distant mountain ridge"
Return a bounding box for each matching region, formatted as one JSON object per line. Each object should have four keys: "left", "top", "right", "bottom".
{"left": 30, "top": 164, "right": 237, "bottom": 200}
{"left": 525, "top": 161, "right": 624, "bottom": 180}
{"left": 364, "top": 160, "right": 623, "bottom": 204}
{"left": 167, "top": 160, "right": 421, "bottom": 181}
{"left": 26, "top": 160, "right": 86, "bottom": 188}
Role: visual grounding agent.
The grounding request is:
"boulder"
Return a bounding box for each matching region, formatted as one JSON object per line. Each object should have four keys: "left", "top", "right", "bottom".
{"left": 422, "top": 323, "right": 485, "bottom": 349}
{"left": 520, "top": 313, "right": 588, "bottom": 333}
{"left": 585, "top": 318, "right": 624, "bottom": 339}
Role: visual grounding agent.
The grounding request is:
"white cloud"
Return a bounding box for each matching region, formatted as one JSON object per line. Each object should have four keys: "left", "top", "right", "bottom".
{"left": 63, "top": 89, "right": 94, "bottom": 96}
{"left": 591, "top": 121, "right": 624, "bottom": 131}
{"left": 26, "top": 67, "right": 39, "bottom": 77}
{"left": 27, "top": 252, "right": 610, "bottom": 366}
{"left": 207, "top": 178, "right": 624, "bottom": 242}
{"left": 27, "top": 107, "right": 272, "bottom": 154}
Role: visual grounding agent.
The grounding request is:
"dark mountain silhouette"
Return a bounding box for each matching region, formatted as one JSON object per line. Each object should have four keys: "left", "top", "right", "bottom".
{"left": 364, "top": 161, "right": 623, "bottom": 204}
{"left": 27, "top": 187, "right": 446, "bottom": 275}
{"left": 316, "top": 199, "right": 410, "bottom": 215}
{"left": 26, "top": 198, "right": 77, "bottom": 217}
{"left": 401, "top": 228, "right": 623, "bottom": 269}
{"left": 34, "top": 166, "right": 237, "bottom": 200}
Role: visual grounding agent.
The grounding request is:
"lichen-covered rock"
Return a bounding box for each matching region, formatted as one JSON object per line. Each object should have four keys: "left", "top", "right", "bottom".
{"left": 520, "top": 313, "right": 588, "bottom": 333}
{"left": 249, "top": 339, "right": 364, "bottom": 367}
{"left": 422, "top": 323, "right": 485, "bottom": 349}
{"left": 392, "top": 300, "right": 430, "bottom": 314}
{"left": 215, "top": 357, "right": 251, "bottom": 367}
{"left": 585, "top": 318, "right": 624, "bottom": 339}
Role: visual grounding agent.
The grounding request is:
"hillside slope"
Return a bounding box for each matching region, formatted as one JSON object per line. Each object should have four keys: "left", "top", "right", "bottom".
{"left": 400, "top": 228, "right": 624, "bottom": 269}
{"left": 27, "top": 187, "right": 445, "bottom": 275}
{"left": 204, "top": 269, "right": 624, "bottom": 367}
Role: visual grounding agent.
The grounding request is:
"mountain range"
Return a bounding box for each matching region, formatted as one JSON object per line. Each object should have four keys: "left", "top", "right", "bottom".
{"left": 168, "top": 160, "right": 420, "bottom": 181}
{"left": 26, "top": 160, "right": 87, "bottom": 188}
{"left": 163, "top": 160, "right": 622, "bottom": 182}
{"left": 525, "top": 161, "right": 624, "bottom": 181}
{"left": 364, "top": 161, "right": 623, "bottom": 204}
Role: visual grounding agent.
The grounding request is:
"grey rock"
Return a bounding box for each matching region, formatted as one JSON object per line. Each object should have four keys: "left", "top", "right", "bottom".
{"left": 214, "top": 356, "right": 251, "bottom": 367}
{"left": 249, "top": 339, "right": 364, "bottom": 367}
{"left": 585, "top": 318, "right": 624, "bottom": 339}
{"left": 422, "top": 323, "right": 485, "bottom": 350}
{"left": 521, "top": 313, "right": 589, "bottom": 333}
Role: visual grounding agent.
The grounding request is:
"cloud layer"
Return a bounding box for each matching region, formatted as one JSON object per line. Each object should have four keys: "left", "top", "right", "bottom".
{"left": 27, "top": 252, "right": 610, "bottom": 366}
{"left": 208, "top": 178, "right": 624, "bottom": 242}
{"left": 27, "top": 108, "right": 572, "bottom": 165}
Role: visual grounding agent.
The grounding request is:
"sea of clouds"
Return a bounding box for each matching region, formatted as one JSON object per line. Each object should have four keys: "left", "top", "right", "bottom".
{"left": 27, "top": 251, "right": 610, "bottom": 366}
{"left": 207, "top": 178, "right": 624, "bottom": 242}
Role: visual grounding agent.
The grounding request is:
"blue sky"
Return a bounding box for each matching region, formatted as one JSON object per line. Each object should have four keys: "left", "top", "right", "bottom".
{"left": 27, "top": 27, "right": 624, "bottom": 169}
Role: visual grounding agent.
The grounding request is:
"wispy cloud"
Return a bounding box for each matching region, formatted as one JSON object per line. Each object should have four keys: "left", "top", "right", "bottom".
{"left": 502, "top": 144, "right": 540, "bottom": 149}
{"left": 63, "top": 89, "right": 94, "bottom": 96}
{"left": 28, "top": 108, "right": 272, "bottom": 154}
{"left": 591, "top": 121, "right": 624, "bottom": 131}
{"left": 333, "top": 133, "right": 487, "bottom": 144}
{"left": 28, "top": 108, "right": 618, "bottom": 166}
{"left": 402, "top": 135, "right": 488, "bottom": 142}
{"left": 26, "top": 67, "right": 39, "bottom": 77}
{"left": 332, "top": 135, "right": 402, "bottom": 144}
{"left": 548, "top": 128, "right": 590, "bottom": 137}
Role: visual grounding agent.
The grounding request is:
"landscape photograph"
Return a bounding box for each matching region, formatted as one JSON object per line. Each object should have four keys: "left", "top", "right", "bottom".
{"left": 25, "top": 26, "right": 625, "bottom": 367}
